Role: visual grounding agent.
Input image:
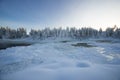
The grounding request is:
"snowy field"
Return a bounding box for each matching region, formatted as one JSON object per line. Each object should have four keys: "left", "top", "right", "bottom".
{"left": 0, "top": 39, "right": 120, "bottom": 80}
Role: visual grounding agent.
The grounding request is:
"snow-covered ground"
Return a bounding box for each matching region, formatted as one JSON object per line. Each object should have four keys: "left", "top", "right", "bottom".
{"left": 0, "top": 39, "right": 120, "bottom": 80}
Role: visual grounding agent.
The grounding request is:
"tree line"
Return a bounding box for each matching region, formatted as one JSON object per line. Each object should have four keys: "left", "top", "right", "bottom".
{"left": 0, "top": 25, "right": 120, "bottom": 39}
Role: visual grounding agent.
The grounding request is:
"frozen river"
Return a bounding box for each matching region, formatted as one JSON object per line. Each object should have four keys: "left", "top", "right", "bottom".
{"left": 0, "top": 39, "right": 120, "bottom": 80}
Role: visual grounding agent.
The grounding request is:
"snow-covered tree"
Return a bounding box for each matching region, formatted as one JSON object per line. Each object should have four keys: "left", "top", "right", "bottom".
{"left": 0, "top": 25, "right": 120, "bottom": 39}
{"left": 17, "top": 28, "right": 27, "bottom": 38}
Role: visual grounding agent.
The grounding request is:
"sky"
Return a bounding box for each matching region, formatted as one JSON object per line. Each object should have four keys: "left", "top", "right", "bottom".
{"left": 0, "top": 0, "right": 120, "bottom": 31}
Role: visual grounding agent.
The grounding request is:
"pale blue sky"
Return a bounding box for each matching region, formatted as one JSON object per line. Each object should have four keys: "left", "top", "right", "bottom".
{"left": 0, "top": 0, "right": 120, "bottom": 31}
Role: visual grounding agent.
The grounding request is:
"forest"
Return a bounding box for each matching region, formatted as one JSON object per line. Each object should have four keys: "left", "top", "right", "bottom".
{"left": 0, "top": 25, "right": 120, "bottom": 39}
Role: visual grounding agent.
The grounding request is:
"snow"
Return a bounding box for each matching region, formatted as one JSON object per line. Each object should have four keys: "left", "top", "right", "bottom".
{"left": 0, "top": 39, "right": 120, "bottom": 80}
